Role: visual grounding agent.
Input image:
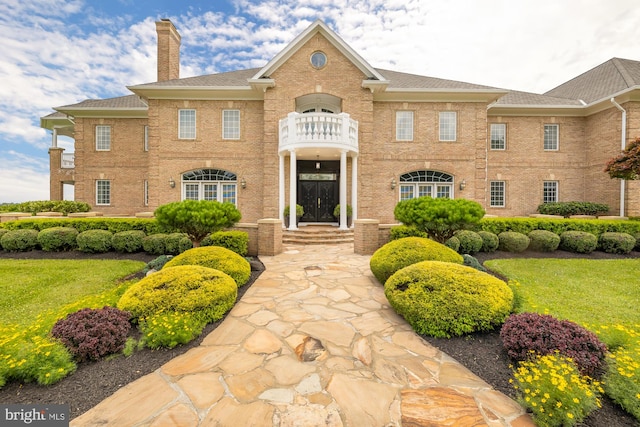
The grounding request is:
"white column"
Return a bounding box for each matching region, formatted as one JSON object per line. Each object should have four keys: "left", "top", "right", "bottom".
{"left": 52, "top": 128, "right": 58, "bottom": 148}
{"left": 339, "top": 150, "right": 348, "bottom": 230}
{"left": 289, "top": 149, "right": 298, "bottom": 230}
{"left": 279, "top": 154, "right": 285, "bottom": 223}
{"left": 351, "top": 154, "right": 358, "bottom": 225}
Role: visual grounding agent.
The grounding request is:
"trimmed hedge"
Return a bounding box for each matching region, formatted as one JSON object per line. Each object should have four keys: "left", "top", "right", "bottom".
{"left": 163, "top": 246, "right": 251, "bottom": 287}
{"left": 37, "top": 227, "right": 79, "bottom": 252}
{"left": 598, "top": 232, "right": 636, "bottom": 254}
{"left": 537, "top": 201, "right": 609, "bottom": 217}
{"left": 0, "top": 200, "right": 91, "bottom": 215}
{"left": 201, "top": 231, "right": 249, "bottom": 256}
{"left": 0, "top": 228, "right": 8, "bottom": 248}
{"left": 112, "top": 230, "right": 146, "bottom": 253}
{"left": 369, "top": 237, "right": 463, "bottom": 284}
{"left": 478, "top": 217, "right": 640, "bottom": 237}
{"left": 1, "top": 218, "right": 161, "bottom": 234}
{"left": 384, "top": 261, "right": 513, "bottom": 338}
{"left": 165, "top": 232, "right": 193, "bottom": 255}
{"left": 478, "top": 231, "right": 499, "bottom": 253}
{"left": 559, "top": 231, "right": 597, "bottom": 254}
{"left": 0, "top": 229, "right": 39, "bottom": 252}
{"left": 527, "top": 229, "right": 560, "bottom": 252}
{"left": 389, "top": 225, "right": 427, "bottom": 240}
{"left": 454, "top": 230, "right": 483, "bottom": 255}
{"left": 77, "top": 229, "right": 113, "bottom": 253}
{"left": 142, "top": 233, "right": 168, "bottom": 255}
{"left": 498, "top": 231, "right": 530, "bottom": 252}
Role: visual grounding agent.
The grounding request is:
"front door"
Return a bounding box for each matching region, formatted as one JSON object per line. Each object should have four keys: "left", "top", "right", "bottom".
{"left": 298, "top": 160, "right": 339, "bottom": 223}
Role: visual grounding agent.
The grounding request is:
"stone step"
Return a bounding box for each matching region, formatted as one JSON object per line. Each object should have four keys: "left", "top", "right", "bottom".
{"left": 283, "top": 227, "right": 354, "bottom": 245}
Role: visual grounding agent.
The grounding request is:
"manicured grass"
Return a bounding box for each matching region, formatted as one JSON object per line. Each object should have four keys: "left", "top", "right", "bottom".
{"left": 484, "top": 258, "right": 640, "bottom": 329}
{"left": 0, "top": 259, "right": 146, "bottom": 326}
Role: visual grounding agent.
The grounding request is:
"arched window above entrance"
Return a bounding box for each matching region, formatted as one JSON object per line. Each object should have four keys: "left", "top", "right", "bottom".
{"left": 399, "top": 170, "right": 454, "bottom": 201}
{"left": 296, "top": 93, "right": 342, "bottom": 114}
{"left": 181, "top": 169, "right": 238, "bottom": 205}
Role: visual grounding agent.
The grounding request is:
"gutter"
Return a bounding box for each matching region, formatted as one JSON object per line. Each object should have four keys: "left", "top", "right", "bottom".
{"left": 610, "top": 98, "right": 627, "bottom": 217}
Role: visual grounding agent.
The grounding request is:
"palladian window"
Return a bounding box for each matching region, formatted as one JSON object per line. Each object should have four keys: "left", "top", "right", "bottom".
{"left": 399, "top": 170, "right": 454, "bottom": 201}
{"left": 182, "top": 169, "right": 237, "bottom": 205}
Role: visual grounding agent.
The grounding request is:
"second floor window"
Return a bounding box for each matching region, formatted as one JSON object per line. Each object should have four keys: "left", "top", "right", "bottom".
{"left": 223, "top": 110, "right": 240, "bottom": 139}
{"left": 490, "top": 124, "right": 506, "bottom": 150}
{"left": 439, "top": 111, "right": 456, "bottom": 141}
{"left": 179, "top": 109, "right": 196, "bottom": 139}
{"left": 396, "top": 111, "right": 413, "bottom": 141}
{"left": 544, "top": 124, "right": 559, "bottom": 150}
{"left": 144, "top": 125, "right": 149, "bottom": 151}
{"left": 96, "top": 125, "right": 111, "bottom": 151}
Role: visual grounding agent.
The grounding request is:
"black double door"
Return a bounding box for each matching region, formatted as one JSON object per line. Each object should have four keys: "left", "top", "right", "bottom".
{"left": 298, "top": 161, "right": 339, "bottom": 223}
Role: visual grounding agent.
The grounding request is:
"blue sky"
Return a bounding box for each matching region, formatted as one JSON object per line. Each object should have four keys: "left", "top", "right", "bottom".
{"left": 1, "top": 0, "right": 639, "bottom": 203}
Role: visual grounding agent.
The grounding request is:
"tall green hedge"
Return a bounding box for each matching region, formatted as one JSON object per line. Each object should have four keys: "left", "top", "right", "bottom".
{"left": 1, "top": 218, "right": 162, "bottom": 234}
{"left": 478, "top": 217, "right": 640, "bottom": 237}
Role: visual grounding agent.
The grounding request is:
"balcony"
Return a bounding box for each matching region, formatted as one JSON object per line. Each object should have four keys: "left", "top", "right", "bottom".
{"left": 61, "top": 153, "right": 75, "bottom": 169}
{"left": 279, "top": 112, "right": 358, "bottom": 154}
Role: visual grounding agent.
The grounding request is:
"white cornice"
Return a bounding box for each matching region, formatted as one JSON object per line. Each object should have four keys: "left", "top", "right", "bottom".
{"left": 127, "top": 86, "right": 264, "bottom": 101}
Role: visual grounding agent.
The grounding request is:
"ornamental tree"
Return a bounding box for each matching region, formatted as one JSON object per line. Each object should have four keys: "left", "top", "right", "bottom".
{"left": 393, "top": 197, "right": 485, "bottom": 243}
{"left": 154, "top": 200, "right": 241, "bottom": 247}
{"left": 605, "top": 137, "right": 640, "bottom": 180}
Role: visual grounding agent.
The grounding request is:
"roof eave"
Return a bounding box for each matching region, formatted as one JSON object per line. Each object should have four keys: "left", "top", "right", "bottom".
{"left": 53, "top": 107, "right": 148, "bottom": 118}
{"left": 374, "top": 88, "right": 508, "bottom": 103}
{"left": 40, "top": 115, "right": 74, "bottom": 131}
{"left": 128, "top": 85, "right": 264, "bottom": 100}
{"left": 488, "top": 104, "right": 586, "bottom": 116}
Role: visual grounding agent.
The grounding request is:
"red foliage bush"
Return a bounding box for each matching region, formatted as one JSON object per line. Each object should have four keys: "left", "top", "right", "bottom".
{"left": 51, "top": 307, "right": 131, "bottom": 362}
{"left": 500, "top": 312, "right": 607, "bottom": 376}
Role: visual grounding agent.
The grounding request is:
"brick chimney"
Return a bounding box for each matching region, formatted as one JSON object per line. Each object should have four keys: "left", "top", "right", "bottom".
{"left": 155, "top": 19, "right": 181, "bottom": 82}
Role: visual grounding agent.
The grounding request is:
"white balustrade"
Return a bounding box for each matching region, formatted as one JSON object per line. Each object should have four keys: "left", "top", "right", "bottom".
{"left": 279, "top": 112, "right": 358, "bottom": 153}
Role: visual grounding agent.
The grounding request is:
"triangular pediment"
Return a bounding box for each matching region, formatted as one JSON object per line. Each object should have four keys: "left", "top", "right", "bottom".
{"left": 249, "top": 20, "right": 388, "bottom": 90}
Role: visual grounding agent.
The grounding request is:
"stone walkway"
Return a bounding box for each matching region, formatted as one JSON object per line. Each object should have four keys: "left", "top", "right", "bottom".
{"left": 71, "top": 244, "right": 534, "bottom": 426}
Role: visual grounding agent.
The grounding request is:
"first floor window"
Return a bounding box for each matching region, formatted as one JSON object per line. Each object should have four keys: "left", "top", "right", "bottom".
{"left": 96, "top": 180, "right": 111, "bottom": 205}
{"left": 490, "top": 181, "right": 505, "bottom": 207}
{"left": 96, "top": 125, "right": 111, "bottom": 151}
{"left": 396, "top": 111, "right": 414, "bottom": 141}
{"left": 544, "top": 124, "right": 559, "bottom": 150}
{"left": 543, "top": 181, "right": 558, "bottom": 203}
{"left": 439, "top": 111, "right": 456, "bottom": 141}
{"left": 143, "top": 180, "right": 149, "bottom": 206}
{"left": 182, "top": 169, "right": 237, "bottom": 205}
{"left": 399, "top": 170, "right": 454, "bottom": 201}
{"left": 223, "top": 110, "right": 240, "bottom": 139}
{"left": 490, "top": 124, "right": 506, "bottom": 150}
{"left": 179, "top": 109, "right": 196, "bottom": 139}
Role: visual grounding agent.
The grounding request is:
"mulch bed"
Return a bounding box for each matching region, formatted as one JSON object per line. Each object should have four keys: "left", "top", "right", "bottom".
{"left": 0, "top": 249, "right": 639, "bottom": 425}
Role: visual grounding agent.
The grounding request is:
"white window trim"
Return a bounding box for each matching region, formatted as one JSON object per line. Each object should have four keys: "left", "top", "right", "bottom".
{"left": 95, "top": 125, "right": 111, "bottom": 151}
{"left": 96, "top": 180, "right": 111, "bottom": 206}
{"left": 395, "top": 111, "right": 414, "bottom": 141}
{"left": 144, "top": 125, "right": 149, "bottom": 151}
{"left": 544, "top": 124, "right": 559, "bottom": 151}
{"left": 222, "top": 109, "right": 240, "bottom": 140}
{"left": 489, "top": 180, "right": 506, "bottom": 207}
{"left": 182, "top": 181, "right": 238, "bottom": 205}
{"left": 490, "top": 123, "right": 506, "bottom": 150}
{"left": 439, "top": 111, "right": 457, "bottom": 142}
{"left": 143, "top": 180, "right": 149, "bottom": 206}
{"left": 178, "top": 109, "right": 196, "bottom": 140}
{"left": 543, "top": 180, "right": 559, "bottom": 203}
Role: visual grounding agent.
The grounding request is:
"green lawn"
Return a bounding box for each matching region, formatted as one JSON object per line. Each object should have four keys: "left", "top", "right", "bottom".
{"left": 0, "top": 259, "right": 146, "bottom": 326}
{"left": 484, "top": 258, "right": 640, "bottom": 329}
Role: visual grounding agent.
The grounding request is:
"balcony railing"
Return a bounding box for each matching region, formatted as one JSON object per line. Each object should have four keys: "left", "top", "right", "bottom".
{"left": 61, "top": 153, "right": 75, "bottom": 169}
{"left": 279, "top": 112, "right": 358, "bottom": 153}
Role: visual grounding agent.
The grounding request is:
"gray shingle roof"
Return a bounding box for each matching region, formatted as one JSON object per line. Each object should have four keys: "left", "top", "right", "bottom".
{"left": 131, "top": 69, "right": 261, "bottom": 88}
{"left": 375, "top": 69, "right": 499, "bottom": 90}
{"left": 544, "top": 58, "right": 640, "bottom": 104}
{"left": 56, "top": 94, "right": 147, "bottom": 110}
{"left": 494, "top": 90, "right": 583, "bottom": 106}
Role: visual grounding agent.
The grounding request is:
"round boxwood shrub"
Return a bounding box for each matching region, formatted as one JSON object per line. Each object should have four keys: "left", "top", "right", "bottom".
{"left": 444, "top": 236, "right": 460, "bottom": 252}
{"left": 76, "top": 229, "right": 113, "bottom": 253}
{"left": 37, "top": 227, "right": 79, "bottom": 252}
{"left": 559, "top": 231, "right": 597, "bottom": 254}
{"left": 597, "top": 232, "right": 635, "bottom": 254}
{"left": 1, "top": 229, "right": 39, "bottom": 252}
{"left": 384, "top": 261, "right": 513, "bottom": 338}
{"left": 51, "top": 306, "right": 131, "bottom": 362}
{"left": 389, "top": 225, "right": 427, "bottom": 241}
{"left": 112, "top": 230, "right": 146, "bottom": 253}
{"left": 163, "top": 246, "right": 251, "bottom": 287}
{"left": 634, "top": 232, "right": 640, "bottom": 251}
{"left": 498, "top": 231, "right": 530, "bottom": 252}
{"left": 0, "top": 228, "right": 8, "bottom": 248}
{"left": 370, "top": 237, "right": 463, "bottom": 284}
{"left": 201, "top": 231, "right": 249, "bottom": 256}
{"left": 478, "top": 231, "right": 499, "bottom": 253}
{"left": 500, "top": 312, "right": 607, "bottom": 376}
{"left": 117, "top": 265, "right": 237, "bottom": 324}
{"left": 527, "top": 229, "right": 560, "bottom": 252}
{"left": 454, "top": 230, "right": 483, "bottom": 255}
{"left": 142, "top": 233, "right": 167, "bottom": 255}
{"left": 165, "top": 232, "right": 193, "bottom": 255}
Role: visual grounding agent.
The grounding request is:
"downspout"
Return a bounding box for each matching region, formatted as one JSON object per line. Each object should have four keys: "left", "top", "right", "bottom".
{"left": 611, "top": 98, "right": 627, "bottom": 217}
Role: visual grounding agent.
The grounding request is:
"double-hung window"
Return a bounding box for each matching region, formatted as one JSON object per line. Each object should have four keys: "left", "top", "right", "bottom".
{"left": 543, "top": 181, "right": 558, "bottom": 203}
{"left": 490, "top": 181, "right": 506, "bottom": 207}
{"left": 544, "top": 124, "right": 559, "bottom": 150}
{"left": 396, "top": 111, "right": 413, "bottom": 141}
{"left": 96, "top": 180, "right": 111, "bottom": 205}
{"left": 223, "top": 110, "right": 240, "bottom": 139}
{"left": 490, "top": 124, "right": 506, "bottom": 150}
{"left": 96, "top": 125, "right": 111, "bottom": 151}
{"left": 178, "top": 109, "right": 196, "bottom": 139}
{"left": 439, "top": 112, "right": 456, "bottom": 141}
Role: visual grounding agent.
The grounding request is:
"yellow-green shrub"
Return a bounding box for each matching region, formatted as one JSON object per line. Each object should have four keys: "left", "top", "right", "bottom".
{"left": 384, "top": 261, "right": 513, "bottom": 338}
{"left": 117, "top": 265, "right": 237, "bottom": 324}
{"left": 369, "top": 237, "right": 463, "bottom": 284}
{"left": 162, "top": 246, "right": 250, "bottom": 287}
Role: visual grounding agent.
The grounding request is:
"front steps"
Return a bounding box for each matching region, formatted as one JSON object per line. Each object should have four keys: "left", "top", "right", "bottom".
{"left": 283, "top": 225, "right": 354, "bottom": 245}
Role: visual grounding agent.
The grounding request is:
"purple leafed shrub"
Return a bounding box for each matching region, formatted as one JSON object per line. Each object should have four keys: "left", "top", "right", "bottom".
{"left": 51, "top": 306, "right": 131, "bottom": 362}
{"left": 500, "top": 312, "right": 607, "bottom": 376}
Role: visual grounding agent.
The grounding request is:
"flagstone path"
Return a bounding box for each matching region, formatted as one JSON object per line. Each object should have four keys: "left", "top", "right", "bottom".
{"left": 71, "top": 244, "right": 534, "bottom": 426}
